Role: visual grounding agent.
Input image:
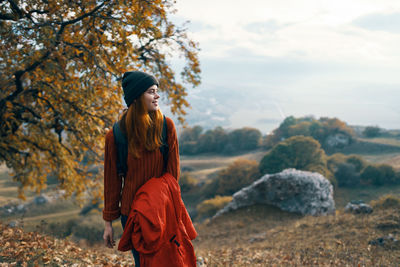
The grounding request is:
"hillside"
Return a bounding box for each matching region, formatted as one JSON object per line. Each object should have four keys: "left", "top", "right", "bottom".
{"left": 2, "top": 199, "right": 400, "bottom": 266}
{"left": 193, "top": 202, "right": 400, "bottom": 266}
{"left": 1, "top": 128, "right": 400, "bottom": 266}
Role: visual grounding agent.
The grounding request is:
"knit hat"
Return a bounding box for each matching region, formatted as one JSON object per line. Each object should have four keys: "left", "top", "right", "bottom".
{"left": 122, "top": 71, "right": 159, "bottom": 106}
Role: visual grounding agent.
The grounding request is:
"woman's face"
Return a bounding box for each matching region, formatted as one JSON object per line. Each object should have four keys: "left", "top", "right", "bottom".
{"left": 143, "top": 85, "right": 160, "bottom": 112}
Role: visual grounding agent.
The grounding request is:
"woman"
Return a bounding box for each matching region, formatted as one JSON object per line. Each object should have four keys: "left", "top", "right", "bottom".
{"left": 102, "top": 71, "right": 180, "bottom": 266}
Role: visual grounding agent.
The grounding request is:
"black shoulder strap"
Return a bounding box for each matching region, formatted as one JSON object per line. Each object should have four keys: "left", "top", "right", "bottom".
{"left": 113, "top": 116, "right": 169, "bottom": 179}
{"left": 113, "top": 120, "right": 128, "bottom": 179}
{"left": 160, "top": 115, "right": 169, "bottom": 172}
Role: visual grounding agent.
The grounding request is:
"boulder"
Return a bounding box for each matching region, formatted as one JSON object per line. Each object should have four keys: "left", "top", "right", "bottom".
{"left": 33, "top": 194, "right": 51, "bottom": 205}
{"left": 369, "top": 234, "right": 399, "bottom": 247}
{"left": 214, "top": 168, "right": 335, "bottom": 218}
{"left": 8, "top": 221, "right": 18, "bottom": 228}
{"left": 344, "top": 202, "right": 373, "bottom": 214}
{"left": 325, "top": 133, "right": 350, "bottom": 148}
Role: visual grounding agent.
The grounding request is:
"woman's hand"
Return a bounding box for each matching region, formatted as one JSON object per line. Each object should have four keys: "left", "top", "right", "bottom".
{"left": 103, "top": 221, "right": 116, "bottom": 248}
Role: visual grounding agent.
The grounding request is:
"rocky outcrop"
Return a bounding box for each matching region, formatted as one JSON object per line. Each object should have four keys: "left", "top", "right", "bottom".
{"left": 325, "top": 133, "right": 351, "bottom": 148}
{"left": 214, "top": 168, "right": 335, "bottom": 218}
{"left": 344, "top": 201, "right": 373, "bottom": 214}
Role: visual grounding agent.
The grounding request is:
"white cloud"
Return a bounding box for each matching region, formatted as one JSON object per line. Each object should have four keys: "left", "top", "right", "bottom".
{"left": 166, "top": 1, "right": 400, "bottom": 131}
{"left": 173, "top": 0, "right": 400, "bottom": 64}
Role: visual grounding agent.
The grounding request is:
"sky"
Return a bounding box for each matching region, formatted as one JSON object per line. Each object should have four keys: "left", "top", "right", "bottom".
{"left": 162, "top": 0, "right": 400, "bottom": 134}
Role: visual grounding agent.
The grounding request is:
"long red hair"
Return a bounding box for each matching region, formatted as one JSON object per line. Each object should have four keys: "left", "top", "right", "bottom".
{"left": 119, "top": 94, "right": 163, "bottom": 158}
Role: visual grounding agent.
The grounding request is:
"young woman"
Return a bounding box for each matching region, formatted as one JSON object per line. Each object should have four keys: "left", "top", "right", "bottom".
{"left": 102, "top": 71, "right": 180, "bottom": 266}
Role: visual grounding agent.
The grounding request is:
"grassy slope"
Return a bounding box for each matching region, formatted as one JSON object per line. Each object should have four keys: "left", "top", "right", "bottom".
{"left": 193, "top": 204, "right": 400, "bottom": 266}
{"left": 1, "top": 135, "right": 400, "bottom": 265}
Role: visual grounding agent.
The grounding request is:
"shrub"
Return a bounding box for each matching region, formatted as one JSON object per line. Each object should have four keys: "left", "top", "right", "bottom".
{"left": 334, "top": 162, "right": 360, "bottom": 187}
{"left": 259, "top": 136, "right": 329, "bottom": 177}
{"left": 196, "top": 195, "right": 232, "bottom": 220}
{"left": 327, "top": 153, "right": 348, "bottom": 173}
{"left": 327, "top": 153, "right": 368, "bottom": 187}
{"left": 179, "top": 172, "right": 198, "bottom": 193}
{"left": 345, "top": 155, "right": 367, "bottom": 173}
{"left": 371, "top": 194, "right": 400, "bottom": 210}
{"left": 360, "top": 164, "right": 397, "bottom": 186}
{"left": 363, "top": 126, "right": 381, "bottom": 137}
{"left": 216, "top": 159, "right": 260, "bottom": 196}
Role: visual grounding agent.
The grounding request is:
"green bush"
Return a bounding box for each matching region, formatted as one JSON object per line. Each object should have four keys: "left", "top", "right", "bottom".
{"left": 327, "top": 153, "right": 369, "bottom": 187}
{"left": 363, "top": 126, "right": 381, "bottom": 137}
{"left": 196, "top": 195, "right": 232, "bottom": 220}
{"left": 327, "top": 153, "right": 348, "bottom": 173}
{"left": 334, "top": 162, "right": 360, "bottom": 187}
{"left": 259, "top": 136, "right": 332, "bottom": 182}
{"left": 360, "top": 164, "right": 397, "bottom": 186}
{"left": 345, "top": 155, "right": 367, "bottom": 173}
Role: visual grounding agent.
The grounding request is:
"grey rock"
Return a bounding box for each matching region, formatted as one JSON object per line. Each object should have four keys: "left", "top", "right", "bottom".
{"left": 344, "top": 202, "right": 373, "bottom": 214}
{"left": 33, "top": 194, "right": 50, "bottom": 205}
{"left": 8, "top": 221, "right": 17, "bottom": 228}
{"left": 214, "top": 168, "right": 335, "bottom": 218}
{"left": 325, "top": 133, "right": 350, "bottom": 148}
{"left": 369, "top": 234, "right": 398, "bottom": 246}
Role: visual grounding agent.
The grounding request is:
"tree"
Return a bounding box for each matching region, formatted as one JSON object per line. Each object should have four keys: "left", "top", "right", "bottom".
{"left": 262, "top": 115, "right": 355, "bottom": 151}
{"left": 363, "top": 126, "right": 381, "bottom": 138}
{"left": 0, "top": 0, "right": 201, "bottom": 202}
{"left": 227, "top": 127, "right": 261, "bottom": 151}
{"left": 179, "top": 125, "right": 203, "bottom": 143}
{"left": 259, "top": 135, "right": 333, "bottom": 182}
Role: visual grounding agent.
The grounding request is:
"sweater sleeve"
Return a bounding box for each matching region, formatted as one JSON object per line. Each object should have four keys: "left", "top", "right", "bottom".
{"left": 102, "top": 130, "right": 122, "bottom": 221}
{"left": 165, "top": 117, "right": 180, "bottom": 181}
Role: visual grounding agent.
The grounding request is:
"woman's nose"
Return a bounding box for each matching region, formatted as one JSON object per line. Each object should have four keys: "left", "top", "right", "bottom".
{"left": 155, "top": 92, "right": 160, "bottom": 99}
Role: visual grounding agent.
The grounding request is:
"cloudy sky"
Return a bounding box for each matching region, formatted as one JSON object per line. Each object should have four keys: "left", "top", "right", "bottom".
{"left": 164, "top": 0, "right": 400, "bottom": 134}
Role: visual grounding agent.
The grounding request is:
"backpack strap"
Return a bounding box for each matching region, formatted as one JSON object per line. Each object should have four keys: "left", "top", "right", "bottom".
{"left": 160, "top": 115, "right": 169, "bottom": 172}
{"left": 113, "top": 120, "right": 128, "bottom": 180}
{"left": 113, "top": 115, "right": 169, "bottom": 179}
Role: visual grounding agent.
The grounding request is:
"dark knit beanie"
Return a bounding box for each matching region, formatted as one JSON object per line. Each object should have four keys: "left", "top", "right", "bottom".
{"left": 122, "top": 71, "right": 159, "bottom": 106}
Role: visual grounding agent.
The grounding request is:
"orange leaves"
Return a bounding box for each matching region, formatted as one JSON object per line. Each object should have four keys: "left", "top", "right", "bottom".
{"left": 2, "top": 0, "right": 200, "bottom": 202}
{"left": 0, "top": 222, "right": 133, "bottom": 266}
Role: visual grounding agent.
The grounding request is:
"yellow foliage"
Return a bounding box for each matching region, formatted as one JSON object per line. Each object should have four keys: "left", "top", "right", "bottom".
{"left": 370, "top": 194, "right": 400, "bottom": 210}
{"left": 0, "top": 0, "right": 200, "bottom": 201}
{"left": 196, "top": 196, "right": 233, "bottom": 219}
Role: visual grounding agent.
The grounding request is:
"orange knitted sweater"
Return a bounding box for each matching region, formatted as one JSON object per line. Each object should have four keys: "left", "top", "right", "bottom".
{"left": 102, "top": 116, "right": 180, "bottom": 221}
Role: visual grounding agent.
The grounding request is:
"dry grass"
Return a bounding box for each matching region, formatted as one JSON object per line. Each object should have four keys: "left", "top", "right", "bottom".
{"left": 194, "top": 204, "right": 400, "bottom": 266}
{"left": 358, "top": 137, "right": 400, "bottom": 147}
{"left": 181, "top": 150, "right": 266, "bottom": 181}
{"left": 181, "top": 150, "right": 266, "bottom": 170}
